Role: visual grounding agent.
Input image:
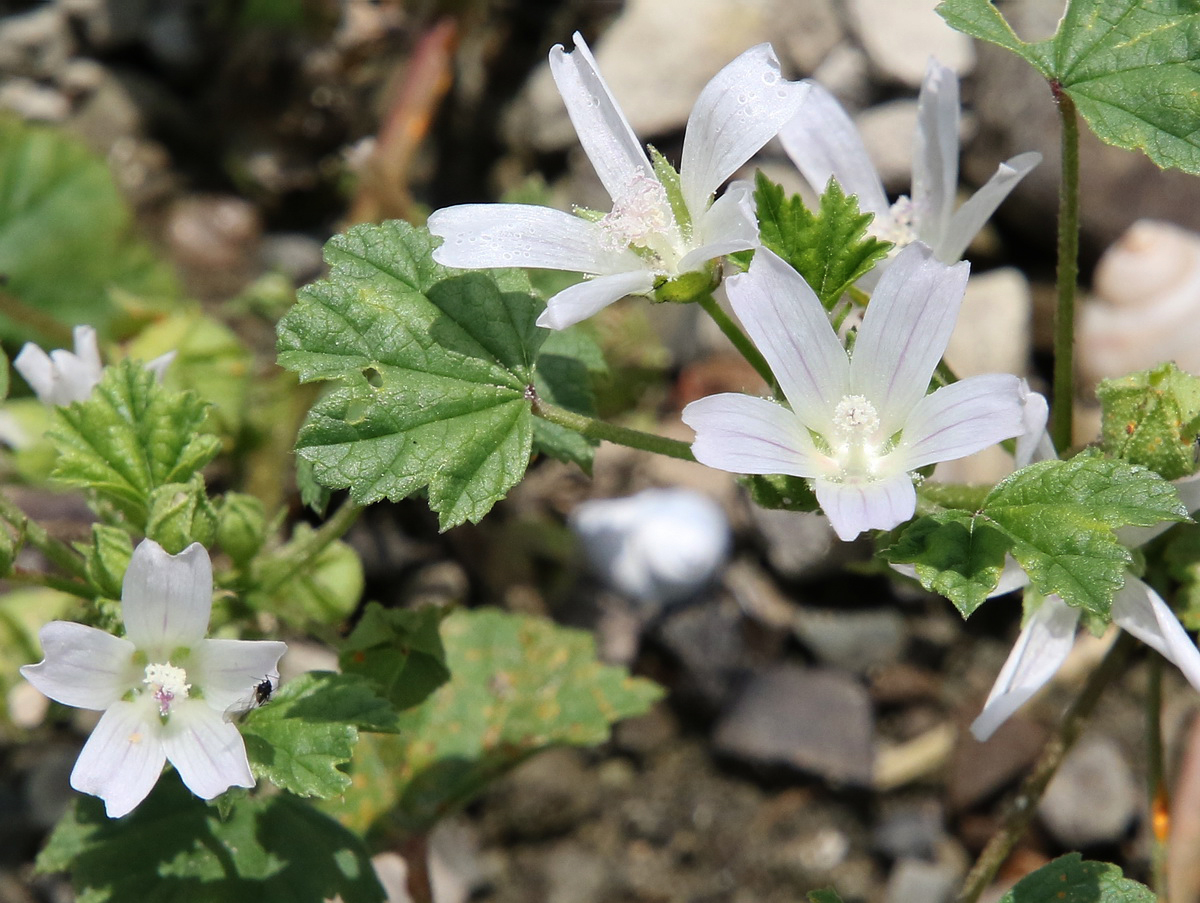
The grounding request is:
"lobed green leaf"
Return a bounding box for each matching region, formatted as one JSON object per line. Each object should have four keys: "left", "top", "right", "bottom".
{"left": 997, "top": 853, "right": 1155, "bottom": 903}
{"left": 1097, "top": 361, "right": 1200, "bottom": 480}
{"left": 339, "top": 602, "right": 451, "bottom": 711}
{"left": 938, "top": 0, "right": 1200, "bottom": 174}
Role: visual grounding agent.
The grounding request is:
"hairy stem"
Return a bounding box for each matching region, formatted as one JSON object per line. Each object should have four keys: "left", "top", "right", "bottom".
{"left": 695, "top": 292, "right": 776, "bottom": 390}
{"left": 1051, "top": 86, "right": 1080, "bottom": 453}
{"left": 531, "top": 397, "right": 696, "bottom": 461}
{"left": 0, "top": 491, "right": 88, "bottom": 580}
{"left": 1147, "top": 655, "right": 1169, "bottom": 900}
{"left": 955, "top": 631, "right": 1135, "bottom": 903}
{"left": 258, "top": 497, "right": 363, "bottom": 595}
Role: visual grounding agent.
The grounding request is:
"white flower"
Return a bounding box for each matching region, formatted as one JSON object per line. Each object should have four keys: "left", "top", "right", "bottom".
{"left": 570, "top": 488, "right": 730, "bottom": 605}
{"left": 21, "top": 539, "right": 287, "bottom": 818}
{"left": 779, "top": 58, "right": 1040, "bottom": 267}
{"left": 971, "top": 413, "right": 1200, "bottom": 741}
{"left": 427, "top": 33, "right": 809, "bottom": 330}
{"left": 682, "top": 242, "right": 1025, "bottom": 542}
{"left": 14, "top": 325, "right": 175, "bottom": 406}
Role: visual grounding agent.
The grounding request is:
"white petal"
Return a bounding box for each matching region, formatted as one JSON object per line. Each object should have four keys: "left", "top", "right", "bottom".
{"left": 683, "top": 393, "right": 823, "bottom": 477}
{"left": 813, "top": 471, "right": 917, "bottom": 541}
{"left": 13, "top": 343, "right": 56, "bottom": 403}
{"left": 911, "top": 59, "right": 960, "bottom": 253}
{"left": 192, "top": 638, "right": 288, "bottom": 714}
{"left": 680, "top": 45, "right": 809, "bottom": 216}
{"left": 778, "top": 83, "right": 889, "bottom": 216}
{"left": 428, "top": 204, "right": 639, "bottom": 275}
{"left": 935, "top": 151, "right": 1042, "bottom": 264}
{"left": 145, "top": 350, "right": 176, "bottom": 382}
{"left": 1015, "top": 382, "right": 1054, "bottom": 468}
{"left": 72, "top": 325, "right": 102, "bottom": 373}
{"left": 893, "top": 374, "right": 1025, "bottom": 472}
{"left": 121, "top": 540, "right": 213, "bottom": 653}
{"left": 849, "top": 242, "right": 969, "bottom": 432}
{"left": 70, "top": 698, "right": 166, "bottom": 818}
{"left": 21, "top": 622, "right": 137, "bottom": 711}
{"left": 536, "top": 269, "right": 655, "bottom": 330}
{"left": 678, "top": 184, "right": 759, "bottom": 271}
{"left": 548, "top": 33, "right": 654, "bottom": 204}
{"left": 970, "top": 594, "right": 1080, "bottom": 741}
{"left": 726, "top": 249, "right": 851, "bottom": 434}
{"left": 1112, "top": 576, "right": 1200, "bottom": 693}
{"left": 162, "top": 700, "right": 254, "bottom": 799}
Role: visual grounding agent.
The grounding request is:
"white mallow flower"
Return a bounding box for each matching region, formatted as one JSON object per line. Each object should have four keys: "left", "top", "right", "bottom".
{"left": 779, "top": 58, "right": 1040, "bottom": 267}
{"left": 681, "top": 242, "right": 1025, "bottom": 542}
{"left": 14, "top": 325, "right": 175, "bottom": 406}
{"left": 570, "top": 488, "right": 731, "bottom": 605}
{"left": 21, "top": 539, "right": 287, "bottom": 818}
{"left": 427, "top": 32, "right": 809, "bottom": 330}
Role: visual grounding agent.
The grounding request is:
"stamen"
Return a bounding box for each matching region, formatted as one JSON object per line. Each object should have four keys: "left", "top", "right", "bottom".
{"left": 833, "top": 395, "right": 880, "bottom": 435}
{"left": 870, "top": 196, "right": 919, "bottom": 249}
{"left": 599, "top": 175, "right": 673, "bottom": 254}
{"left": 143, "top": 662, "right": 191, "bottom": 717}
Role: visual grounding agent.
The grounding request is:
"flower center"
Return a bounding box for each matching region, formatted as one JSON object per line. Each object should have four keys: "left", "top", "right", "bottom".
{"left": 829, "top": 395, "right": 884, "bottom": 481}
{"left": 598, "top": 175, "right": 680, "bottom": 267}
{"left": 833, "top": 395, "right": 880, "bottom": 435}
{"left": 870, "top": 196, "right": 919, "bottom": 249}
{"left": 143, "top": 662, "right": 190, "bottom": 717}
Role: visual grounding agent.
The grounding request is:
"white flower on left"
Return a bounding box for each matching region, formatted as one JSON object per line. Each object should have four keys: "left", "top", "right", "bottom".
{"left": 779, "top": 58, "right": 1040, "bottom": 268}
{"left": 428, "top": 32, "right": 809, "bottom": 330}
{"left": 682, "top": 242, "right": 1025, "bottom": 542}
{"left": 14, "top": 325, "right": 174, "bottom": 406}
{"left": 21, "top": 539, "right": 287, "bottom": 818}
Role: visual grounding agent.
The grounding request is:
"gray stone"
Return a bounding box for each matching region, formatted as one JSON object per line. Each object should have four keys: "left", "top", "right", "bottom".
{"left": 779, "top": 0, "right": 843, "bottom": 74}
{"left": 855, "top": 100, "right": 919, "bottom": 191}
{"left": 1038, "top": 734, "right": 1138, "bottom": 847}
{"left": 260, "top": 233, "right": 327, "bottom": 286}
{"left": 484, "top": 748, "right": 599, "bottom": 841}
{"left": 0, "top": 79, "right": 69, "bottom": 122}
{"left": 793, "top": 607, "right": 907, "bottom": 674}
{"left": 873, "top": 799, "right": 946, "bottom": 860}
{"left": 948, "top": 714, "right": 1046, "bottom": 810}
{"left": 713, "top": 664, "right": 875, "bottom": 785}
{"left": 811, "top": 43, "right": 872, "bottom": 108}
{"left": 0, "top": 5, "right": 73, "bottom": 80}
{"left": 885, "top": 859, "right": 958, "bottom": 903}
{"left": 849, "top": 0, "right": 974, "bottom": 88}
{"left": 749, "top": 505, "right": 842, "bottom": 581}
{"left": 63, "top": 0, "right": 154, "bottom": 50}
{"left": 543, "top": 842, "right": 616, "bottom": 903}
{"left": 655, "top": 592, "right": 757, "bottom": 712}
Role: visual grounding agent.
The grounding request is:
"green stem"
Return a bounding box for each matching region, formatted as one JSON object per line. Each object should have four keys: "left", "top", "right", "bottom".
{"left": 1147, "top": 654, "right": 1169, "bottom": 900}
{"left": 258, "top": 497, "right": 363, "bottom": 595}
{"left": 696, "top": 292, "right": 775, "bottom": 389}
{"left": 0, "top": 490, "right": 88, "bottom": 580}
{"left": 955, "top": 631, "right": 1135, "bottom": 903}
{"left": 531, "top": 398, "right": 695, "bottom": 461}
{"left": 1051, "top": 87, "right": 1080, "bottom": 453}
{"left": 8, "top": 567, "right": 93, "bottom": 599}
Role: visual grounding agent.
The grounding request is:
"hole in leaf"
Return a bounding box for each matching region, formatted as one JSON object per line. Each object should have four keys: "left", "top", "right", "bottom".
{"left": 362, "top": 367, "right": 383, "bottom": 388}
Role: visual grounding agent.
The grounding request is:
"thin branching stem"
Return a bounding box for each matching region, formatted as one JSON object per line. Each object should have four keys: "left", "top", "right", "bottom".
{"left": 258, "top": 497, "right": 363, "bottom": 595}
{"left": 1051, "top": 86, "right": 1080, "bottom": 453}
{"left": 695, "top": 292, "right": 776, "bottom": 390}
{"left": 0, "top": 490, "right": 88, "bottom": 581}
{"left": 531, "top": 397, "right": 695, "bottom": 461}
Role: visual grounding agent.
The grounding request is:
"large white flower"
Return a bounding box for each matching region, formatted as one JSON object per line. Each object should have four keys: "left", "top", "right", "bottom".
{"left": 21, "top": 539, "right": 287, "bottom": 818}
{"left": 427, "top": 32, "right": 809, "bottom": 330}
{"left": 779, "top": 58, "right": 1040, "bottom": 266}
{"left": 14, "top": 325, "right": 174, "bottom": 407}
{"left": 682, "top": 242, "right": 1025, "bottom": 542}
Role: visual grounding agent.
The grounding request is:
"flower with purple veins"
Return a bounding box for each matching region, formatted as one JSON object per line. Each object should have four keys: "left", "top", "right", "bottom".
{"left": 682, "top": 241, "right": 1026, "bottom": 542}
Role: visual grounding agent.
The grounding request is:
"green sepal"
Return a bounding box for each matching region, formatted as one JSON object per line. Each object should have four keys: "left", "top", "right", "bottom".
{"left": 251, "top": 524, "right": 363, "bottom": 626}
{"left": 77, "top": 525, "right": 133, "bottom": 600}
{"left": 145, "top": 475, "right": 218, "bottom": 554}
{"left": 339, "top": 602, "right": 451, "bottom": 711}
{"left": 216, "top": 492, "right": 267, "bottom": 566}
{"left": 938, "top": 0, "right": 1200, "bottom": 175}
{"left": 649, "top": 145, "right": 692, "bottom": 234}
{"left": 740, "top": 472, "right": 819, "bottom": 512}
{"left": 1097, "top": 362, "right": 1200, "bottom": 480}
{"left": 652, "top": 267, "right": 719, "bottom": 304}
{"left": 753, "top": 171, "right": 892, "bottom": 309}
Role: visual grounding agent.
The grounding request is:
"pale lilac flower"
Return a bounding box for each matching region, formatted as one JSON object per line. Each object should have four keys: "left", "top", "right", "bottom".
{"left": 428, "top": 33, "right": 809, "bottom": 330}
{"left": 570, "top": 488, "right": 730, "bottom": 605}
{"left": 21, "top": 539, "right": 287, "bottom": 817}
{"left": 971, "top": 414, "right": 1200, "bottom": 741}
{"left": 14, "top": 325, "right": 175, "bottom": 406}
{"left": 682, "top": 242, "right": 1025, "bottom": 541}
{"left": 779, "top": 58, "right": 1040, "bottom": 267}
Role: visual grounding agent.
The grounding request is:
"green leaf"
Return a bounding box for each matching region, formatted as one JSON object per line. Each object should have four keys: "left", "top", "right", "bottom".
{"left": 740, "top": 472, "right": 819, "bottom": 512}
{"left": 238, "top": 671, "right": 398, "bottom": 799}
{"left": 938, "top": 0, "right": 1200, "bottom": 174}
{"left": 1097, "top": 361, "right": 1200, "bottom": 480}
{"left": 216, "top": 492, "right": 267, "bottom": 566}
{"left": 251, "top": 524, "right": 363, "bottom": 625}
{"left": 145, "top": 475, "right": 218, "bottom": 554}
{"left": 997, "top": 853, "right": 1155, "bottom": 903}
{"left": 0, "top": 118, "right": 179, "bottom": 343}
{"left": 336, "top": 608, "right": 663, "bottom": 834}
{"left": 982, "top": 451, "right": 1189, "bottom": 615}
{"left": 532, "top": 327, "right": 605, "bottom": 472}
{"left": 882, "top": 512, "right": 1012, "bottom": 616}
{"left": 49, "top": 361, "right": 222, "bottom": 528}
{"left": 277, "top": 221, "right": 546, "bottom": 529}
{"left": 339, "top": 602, "right": 451, "bottom": 711}
{"left": 753, "top": 172, "right": 892, "bottom": 309}
{"left": 37, "top": 774, "right": 385, "bottom": 903}
{"left": 77, "top": 525, "right": 132, "bottom": 600}
{"left": 808, "top": 891, "right": 848, "bottom": 903}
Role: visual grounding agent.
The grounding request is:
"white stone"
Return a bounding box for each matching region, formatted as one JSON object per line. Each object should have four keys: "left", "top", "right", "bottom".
{"left": 855, "top": 100, "right": 920, "bottom": 189}
{"left": 849, "top": 0, "right": 974, "bottom": 87}
{"left": 946, "top": 267, "right": 1032, "bottom": 379}
{"left": 0, "top": 79, "right": 70, "bottom": 121}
